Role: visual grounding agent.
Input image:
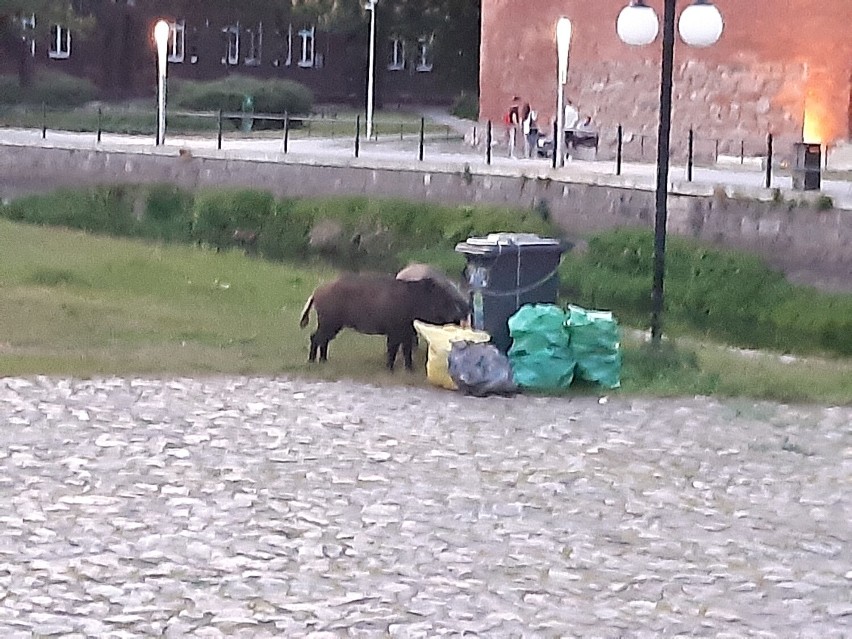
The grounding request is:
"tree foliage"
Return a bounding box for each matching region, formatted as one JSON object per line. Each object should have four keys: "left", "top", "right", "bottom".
{"left": 0, "top": 1, "right": 92, "bottom": 85}
{"left": 0, "top": 0, "right": 88, "bottom": 40}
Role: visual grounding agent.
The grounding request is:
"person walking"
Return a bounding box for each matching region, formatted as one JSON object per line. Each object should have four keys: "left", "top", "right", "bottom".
{"left": 505, "top": 96, "right": 522, "bottom": 158}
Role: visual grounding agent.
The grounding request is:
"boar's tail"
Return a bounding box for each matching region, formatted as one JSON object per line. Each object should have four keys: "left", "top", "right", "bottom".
{"left": 299, "top": 294, "right": 315, "bottom": 329}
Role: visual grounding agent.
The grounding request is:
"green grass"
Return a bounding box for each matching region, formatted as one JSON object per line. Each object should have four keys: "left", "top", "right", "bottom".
{"left": 2, "top": 218, "right": 852, "bottom": 402}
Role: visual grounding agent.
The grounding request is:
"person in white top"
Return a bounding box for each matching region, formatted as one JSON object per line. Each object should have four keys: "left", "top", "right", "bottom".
{"left": 563, "top": 99, "right": 580, "bottom": 159}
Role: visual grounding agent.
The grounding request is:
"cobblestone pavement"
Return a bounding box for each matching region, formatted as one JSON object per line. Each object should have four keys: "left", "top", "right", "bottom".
{"left": 0, "top": 376, "right": 849, "bottom": 638}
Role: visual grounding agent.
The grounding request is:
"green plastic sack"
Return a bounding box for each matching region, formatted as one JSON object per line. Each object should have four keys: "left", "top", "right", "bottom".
{"left": 565, "top": 304, "right": 622, "bottom": 389}
{"left": 508, "top": 305, "right": 575, "bottom": 390}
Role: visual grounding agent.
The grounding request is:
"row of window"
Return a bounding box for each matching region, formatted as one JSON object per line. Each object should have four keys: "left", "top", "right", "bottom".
{"left": 169, "top": 21, "right": 432, "bottom": 72}
{"left": 21, "top": 15, "right": 71, "bottom": 59}
{"left": 19, "top": 14, "right": 433, "bottom": 72}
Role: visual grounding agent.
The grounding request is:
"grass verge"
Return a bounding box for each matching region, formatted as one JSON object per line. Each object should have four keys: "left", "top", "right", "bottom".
{"left": 2, "top": 218, "right": 851, "bottom": 403}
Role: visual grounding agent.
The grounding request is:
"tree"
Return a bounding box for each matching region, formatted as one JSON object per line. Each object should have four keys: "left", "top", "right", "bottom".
{"left": 0, "top": 0, "right": 91, "bottom": 86}
{"left": 376, "top": 0, "right": 480, "bottom": 91}
{"left": 292, "top": 0, "right": 480, "bottom": 91}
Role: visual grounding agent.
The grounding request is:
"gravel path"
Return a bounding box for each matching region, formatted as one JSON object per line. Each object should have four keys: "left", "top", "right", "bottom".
{"left": 0, "top": 376, "right": 849, "bottom": 637}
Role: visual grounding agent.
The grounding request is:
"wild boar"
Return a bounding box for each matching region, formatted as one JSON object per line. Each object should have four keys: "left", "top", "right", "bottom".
{"left": 299, "top": 273, "right": 469, "bottom": 371}
{"left": 395, "top": 263, "right": 468, "bottom": 311}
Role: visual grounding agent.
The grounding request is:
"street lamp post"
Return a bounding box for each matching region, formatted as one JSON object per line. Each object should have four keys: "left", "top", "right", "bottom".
{"left": 153, "top": 20, "right": 170, "bottom": 146}
{"left": 555, "top": 18, "right": 572, "bottom": 169}
{"left": 616, "top": 0, "right": 723, "bottom": 344}
{"left": 365, "top": 0, "right": 378, "bottom": 140}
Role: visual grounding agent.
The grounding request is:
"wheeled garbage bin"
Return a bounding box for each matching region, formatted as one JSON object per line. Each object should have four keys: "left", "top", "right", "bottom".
{"left": 456, "top": 233, "right": 565, "bottom": 353}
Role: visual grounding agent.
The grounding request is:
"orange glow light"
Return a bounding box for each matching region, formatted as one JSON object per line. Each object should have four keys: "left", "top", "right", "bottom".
{"left": 803, "top": 108, "right": 823, "bottom": 144}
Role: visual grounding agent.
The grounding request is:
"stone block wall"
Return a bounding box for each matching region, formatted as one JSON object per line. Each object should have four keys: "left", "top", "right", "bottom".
{"left": 481, "top": 0, "right": 851, "bottom": 151}
{"left": 1, "top": 144, "right": 850, "bottom": 290}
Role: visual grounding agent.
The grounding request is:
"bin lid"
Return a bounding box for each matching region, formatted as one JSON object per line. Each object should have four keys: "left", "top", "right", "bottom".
{"left": 455, "top": 233, "right": 563, "bottom": 256}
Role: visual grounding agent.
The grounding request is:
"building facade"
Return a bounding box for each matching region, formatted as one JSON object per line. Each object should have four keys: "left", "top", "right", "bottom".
{"left": 480, "top": 0, "right": 851, "bottom": 157}
{"left": 1, "top": 0, "right": 458, "bottom": 107}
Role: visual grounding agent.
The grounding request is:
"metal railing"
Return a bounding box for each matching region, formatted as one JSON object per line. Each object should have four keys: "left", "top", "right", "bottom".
{"left": 19, "top": 103, "right": 842, "bottom": 190}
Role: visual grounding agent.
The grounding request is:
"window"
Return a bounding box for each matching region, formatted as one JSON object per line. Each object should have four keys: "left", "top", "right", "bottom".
{"left": 222, "top": 23, "right": 239, "bottom": 65}
{"left": 49, "top": 24, "right": 71, "bottom": 59}
{"left": 168, "top": 20, "right": 185, "bottom": 63}
{"left": 272, "top": 24, "right": 292, "bottom": 67}
{"left": 297, "top": 26, "right": 314, "bottom": 68}
{"left": 415, "top": 36, "right": 433, "bottom": 72}
{"left": 387, "top": 36, "right": 405, "bottom": 71}
{"left": 21, "top": 14, "right": 36, "bottom": 57}
{"left": 244, "top": 22, "right": 262, "bottom": 66}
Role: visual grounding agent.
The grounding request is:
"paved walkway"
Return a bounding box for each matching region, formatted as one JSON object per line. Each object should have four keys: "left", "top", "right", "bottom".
{"left": 1, "top": 125, "right": 850, "bottom": 210}
{"left": 1, "top": 375, "right": 849, "bottom": 637}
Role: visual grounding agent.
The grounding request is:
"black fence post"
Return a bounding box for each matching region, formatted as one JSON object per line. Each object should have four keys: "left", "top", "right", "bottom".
{"left": 552, "top": 120, "right": 558, "bottom": 170}
{"left": 640, "top": 135, "right": 645, "bottom": 159}
{"left": 42, "top": 102, "right": 46, "bottom": 139}
{"left": 419, "top": 117, "right": 425, "bottom": 161}
{"left": 714, "top": 139, "right": 720, "bottom": 163}
{"left": 740, "top": 139, "right": 745, "bottom": 164}
{"left": 399, "top": 122, "right": 404, "bottom": 141}
{"left": 616, "top": 124, "right": 623, "bottom": 176}
{"left": 97, "top": 107, "right": 102, "bottom": 144}
{"left": 283, "top": 112, "right": 290, "bottom": 153}
{"left": 486, "top": 120, "right": 492, "bottom": 165}
{"left": 687, "top": 127, "right": 694, "bottom": 182}
{"left": 765, "top": 132, "right": 773, "bottom": 189}
{"left": 217, "top": 109, "right": 223, "bottom": 150}
{"left": 355, "top": 115, "right": 361, "bottom": 158}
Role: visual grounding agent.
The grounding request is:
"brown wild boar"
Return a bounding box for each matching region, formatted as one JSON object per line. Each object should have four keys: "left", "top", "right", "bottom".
{"left": 395, "top": 263, "right": 468, "bottom": 311}
{"left": 299, "top": 273, "right": 469, "bottom": 371}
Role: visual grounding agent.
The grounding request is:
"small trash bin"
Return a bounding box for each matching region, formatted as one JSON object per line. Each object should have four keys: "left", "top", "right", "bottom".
{"left": 240, "top": 94, "right": 255, "bottom": 133}
{"left": 792, "top": 142, "right": 821, "bottom": 191}
{"left": 455, "top": 233, "right": 565, "bottom": 353}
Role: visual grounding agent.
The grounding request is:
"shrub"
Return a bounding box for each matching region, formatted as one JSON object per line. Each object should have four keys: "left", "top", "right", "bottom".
{"left": 771, "top": 291, "right": 852, "bottom": 355}
{"left": 171, "top": 76, "right": 313, "bottom": 115}
{"left": 451, "top": 92, "right": 479, "bottom": 121}
{"left": 257, "top": 199, "right": 313, "bottom": 261}
{"left": 0, "top": 186, "right": 134, "bottom": 234}
{"left": 816, "top": 195, "right": 834, "bottom": 211}
{"left": 272, "top": 197, "right": 560, "bottom": 269}
{"left": 560, "top": 227, "right": 852, "bottom": 356}
{"left": 567, "top": 228, "right": 795, "bottom": 340}
{"left": 191, "top": 189, "right": 276, "bottom": 250}
{"left": 0, "top": 70, "right": 98, "bottom": 107}
{"left": 0, "top": 75, "right": 23, "bottom": 104}
{"left": 143, "top": 185, "right": 195, "bottom": 243}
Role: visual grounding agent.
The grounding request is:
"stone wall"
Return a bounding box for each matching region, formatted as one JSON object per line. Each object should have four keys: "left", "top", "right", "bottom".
{"left": 2, "top": 144, "right": 851, "bottom": 290}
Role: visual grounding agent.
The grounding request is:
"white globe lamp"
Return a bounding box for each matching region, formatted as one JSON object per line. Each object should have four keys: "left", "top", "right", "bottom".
{"left": 616, "top": 0, "right": 659, "bottom": 46}
{"left": 678, "top": 0, "right": 723, "bottom": 47}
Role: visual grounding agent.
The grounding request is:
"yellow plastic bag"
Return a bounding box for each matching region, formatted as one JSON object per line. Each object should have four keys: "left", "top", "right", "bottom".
{"left": 414, "top": 321, "right": 491, "bottom": 390}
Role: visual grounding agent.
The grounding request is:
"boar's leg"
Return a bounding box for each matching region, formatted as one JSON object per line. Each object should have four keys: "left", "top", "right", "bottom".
{"left": 401, "top": 333, "right": 415, "bottom": 371}
{"left": 386, "top": 335, "right": 401, "bottom": 371}
{"left": 308, "top": 332, "right": 320, "bottom": 363}
{"left": 387, "top": 326, "right": 417, "bottom": 372}
{"left": 309, "top": 325, "right": 340, "bottom": 363}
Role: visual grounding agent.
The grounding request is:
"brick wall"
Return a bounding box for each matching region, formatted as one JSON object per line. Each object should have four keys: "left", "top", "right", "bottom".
{"left": 481, "top": 0, "right": 852, "bottom": 153}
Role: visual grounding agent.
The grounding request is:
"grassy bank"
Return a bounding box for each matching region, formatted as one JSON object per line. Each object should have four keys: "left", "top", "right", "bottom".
{"left": 2, "top": 218, "right": 851, "bottom": 403}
